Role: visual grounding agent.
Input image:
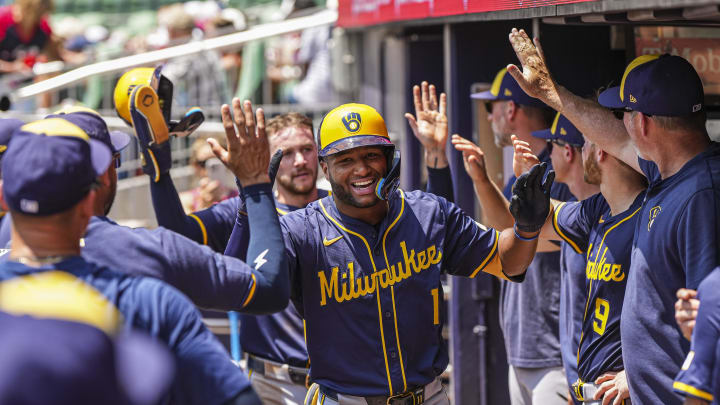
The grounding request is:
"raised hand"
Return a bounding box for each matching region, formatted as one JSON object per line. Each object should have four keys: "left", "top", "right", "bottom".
{"left": 675, "top": 288, "right": 699, "bottom": 340}
{"left": 507, "top": 28, "right": 561, "bottom": 111}
{"left": 451, "top": 134, "right": 488, "bottom": 183}
{"left": 510, "top": 162, "right": 554, "bottom": 233}
{"left": 209, "top": 98, "right": 271, "bottom": 187}
{"left": 405, "top": 81, "right": 449, "bottom": 168}
{"left": 512, "top": 134, "right": 540, "bottom": 177}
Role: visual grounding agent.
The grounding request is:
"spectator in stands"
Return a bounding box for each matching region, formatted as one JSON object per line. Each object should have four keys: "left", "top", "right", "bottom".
{"left": 160, "top": 4, "right": 228, "bottom": 108}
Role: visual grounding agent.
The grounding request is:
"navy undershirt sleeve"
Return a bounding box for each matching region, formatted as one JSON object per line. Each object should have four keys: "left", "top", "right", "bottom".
{"left": 150, "top": 173, "right": 205, "bottom": 244}
{"left": 426, "top": 166, "right": 454, "bottom": 203}
{"left": 226, "top": 183, "right": 289, "bottom": 314}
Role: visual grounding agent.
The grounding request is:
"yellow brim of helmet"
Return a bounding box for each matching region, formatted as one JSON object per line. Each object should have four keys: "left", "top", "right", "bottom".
{"left": 319, "top": 135, "right": 392, "bottom": 157}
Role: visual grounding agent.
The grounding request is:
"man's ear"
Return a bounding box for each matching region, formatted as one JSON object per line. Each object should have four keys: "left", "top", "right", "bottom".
{"left": 638, "top": 112, "right": 651, "bottom": 140}
{"left": 0, "top": 180, "right": 7, "bottom": 211}
{"left": 320, "top": 159, "right": 329, "bottom": 178}
{"left": 506, "top": 101, "right": 518, "bottom": 121}
{"left": 564, "top": 144, "right": 575, "bottom": 163}
{"left": 596, "top": 147, "right": 607, "bottom": 163}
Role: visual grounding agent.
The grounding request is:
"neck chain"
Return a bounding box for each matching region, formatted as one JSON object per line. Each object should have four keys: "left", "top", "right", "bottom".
{"left": 15, "top": 255, "right": 75, "bottom": 266}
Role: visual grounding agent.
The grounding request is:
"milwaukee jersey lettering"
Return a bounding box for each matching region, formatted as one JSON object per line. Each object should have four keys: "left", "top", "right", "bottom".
{"left": 281, "top": 190, "right": 514, "bottom": 396}
{"left": 553, "top": 192, "right": 643, "bottom": 383}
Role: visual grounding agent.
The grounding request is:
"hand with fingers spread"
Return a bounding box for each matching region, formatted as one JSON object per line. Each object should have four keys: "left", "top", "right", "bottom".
{"left": 451, "top": 134, "right": 489, "bottom": 183}
{"left": 510, "top": 162, "right": 554, "bottom": 234}
{"left": 675, "top": 288, "right": 700, "bottom": 340}
{"left": 511, "top": 134, "right": 540, "bottom": 178}
{"left": 593, "top": 370, "right": 630, "bottom": 405}
{"left": 405, "top": 81, "right": 449, "bottom": 169}
{"left": 209, "top": 98, "right": 271, "bottom": 187}
{"left": 507, "top": 28, "right": 562, "bottom": 111}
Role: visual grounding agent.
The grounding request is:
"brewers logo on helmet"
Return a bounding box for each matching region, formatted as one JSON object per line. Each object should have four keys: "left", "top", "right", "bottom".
{"left": 317, "top": 103, "right": 401, "bottom": 200}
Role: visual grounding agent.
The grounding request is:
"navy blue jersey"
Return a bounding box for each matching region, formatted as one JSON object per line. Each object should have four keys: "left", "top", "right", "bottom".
{"left": 280, "top": 189, "right": 513, "bottom": 396}
{"left": 554, "top": 192, "right": 643, "bottom": 384}
{"left": 0, "top": 215, "right": 256, "bottom": 311}
{"left": 238, "top": 190, "right": 329, "bottom": 368}
{"left": 674, "top": 267, "right": 720, "bottom": 403}
{"left": 0, "top": 256, "right": 250, "bottom": 405}
{"left": 559, "top": 242, "right": 586, "bottom": 404}
{"left": 501, "top": 146, "right": 573, "bottom": 367}
{"left": 622, "top": 143, "right": 720, "bottom": 405}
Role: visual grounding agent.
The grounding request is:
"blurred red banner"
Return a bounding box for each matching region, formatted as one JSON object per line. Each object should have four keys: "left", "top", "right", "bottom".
{"left": 338, "top": 0, "right": 597, "bottom": 28}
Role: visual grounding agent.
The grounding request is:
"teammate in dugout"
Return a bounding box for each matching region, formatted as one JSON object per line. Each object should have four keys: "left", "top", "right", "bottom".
{"left": 506, "top": 29, "right": 720, "bottom": 405}
{"left": 0, "top": 106, "right": 290, "bottom": 317}
{"left": 134, "top": 72, "right": 455, "bottom": 404}
{"left": 211, "top": 97, "right": 555, "bottom": 404}
{"left": 512, "top": 114, "right": 648, "bottom": 405}
{"left": 0, "top": 118, "right": 262, "bottom": 405}
{"left": 673, "top": 266, "right": 720, "bottom": 405}
{"left": 454, "top": 112, "right": 601, "bottom": 404}
{"left": 468, "top": 66, "right": 573, "bottom": 405}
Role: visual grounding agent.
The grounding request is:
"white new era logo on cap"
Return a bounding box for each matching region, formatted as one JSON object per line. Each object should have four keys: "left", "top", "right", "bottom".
{"left": 20, "top": 199, "right": 39, "bottom": 213}
{"left": 693, "top": 103, "right": 702, "bottom": 112}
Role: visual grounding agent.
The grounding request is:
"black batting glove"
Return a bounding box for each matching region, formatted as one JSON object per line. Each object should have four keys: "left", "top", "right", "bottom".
{"left": 510, "top": 162, "right": 554, "bottom": 233}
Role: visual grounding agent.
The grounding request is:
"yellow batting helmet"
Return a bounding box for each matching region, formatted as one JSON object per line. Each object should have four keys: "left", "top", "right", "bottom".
{"left": 113, "top": 66, "right": 173, "bottom": 127}
{"left": 316, "top": 103, "right": 393, "bottom": 157}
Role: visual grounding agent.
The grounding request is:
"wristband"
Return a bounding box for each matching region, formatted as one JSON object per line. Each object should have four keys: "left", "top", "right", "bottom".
{"left": 514, "top": 225, "right": 539, "bottom": 241}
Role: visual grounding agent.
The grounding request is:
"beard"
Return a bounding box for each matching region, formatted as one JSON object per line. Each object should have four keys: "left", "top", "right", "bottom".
{"left": 583, "top": 153, "right": 602, "bottom": 185}
{"left": 276, "top": 169, "right": 318, "bottom": 196}
{"left": 491, "top": 123, "right": 512, "bottom": 148}
{"left": 103, "top": 179, "right": 117, "bottom": 215}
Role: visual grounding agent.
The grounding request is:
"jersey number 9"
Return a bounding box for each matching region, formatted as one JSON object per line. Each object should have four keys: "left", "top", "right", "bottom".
{"left": 593, "top": 298, "right": 610, "bottom": 336}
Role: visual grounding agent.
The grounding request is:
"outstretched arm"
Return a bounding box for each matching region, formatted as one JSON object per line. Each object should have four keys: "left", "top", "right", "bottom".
{"left": 451, "top": 135, "right": 514, "bottom": 229}
{"left": 506, "top": 28, "right": 639, "bottom": 173}
{"left": 496, "top": 162, "right": 555, "bottom": 276}
{"left": 405, "top": 81, "right": 454, "bottom": 201}
{"left": 211, "top": 99, "right": 289, "bottom": 314}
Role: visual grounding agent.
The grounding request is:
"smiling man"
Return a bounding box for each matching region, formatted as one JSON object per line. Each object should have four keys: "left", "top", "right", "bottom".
{"left": 217, "top": 100, "right": 557, "bottom": 404}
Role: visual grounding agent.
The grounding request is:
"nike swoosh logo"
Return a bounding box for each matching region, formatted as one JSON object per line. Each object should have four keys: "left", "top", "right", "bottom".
{"left": 599, "top": 217, "right": 605, "bottom": 224}
{"left": 323, "top": 235, "right": 343, "bottom": 246}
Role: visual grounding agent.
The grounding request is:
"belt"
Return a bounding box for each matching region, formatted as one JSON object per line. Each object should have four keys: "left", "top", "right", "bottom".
{"left": 319, "top": 378, "right": 442, "bottom": 405}
{"left": 571, "top": 380, "right": 631, "bottom": 405}
{"left": 246, "top": 355, "right": 308, "bottom": 386}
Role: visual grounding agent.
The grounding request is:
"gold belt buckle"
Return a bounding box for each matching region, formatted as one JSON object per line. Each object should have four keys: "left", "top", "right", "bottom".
{"left": 571, "top": 379, "right": 585, "bottom": 401}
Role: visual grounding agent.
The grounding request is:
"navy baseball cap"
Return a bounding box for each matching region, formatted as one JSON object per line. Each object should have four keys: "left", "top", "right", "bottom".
{"left": 47, "top": 106, "right": 132, "bottom": 154}
{"left": 0, "top": 118, "right": 23, "bottom": 156}
{"left": 532, "top": 112, "right": 584, "bottom": 147}
{"left": 598, "top": 54, "right": 704, "bottom": 116}
{"left": 471, "top": 67, "right": 547, "bottom": 108}
{"left": 0, "top": 312, "right": 174, "bottom": 405}
{"left": 2, "top": 117, "right": 113, "bottom": 216}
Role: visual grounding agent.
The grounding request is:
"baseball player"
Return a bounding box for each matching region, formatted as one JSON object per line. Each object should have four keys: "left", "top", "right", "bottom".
{"left": 129, "top": 76, "right": 453, "bottom": 404}
{"left": 457, "top": 112, "right": 600, "bottom": 404}
{"left": 0, "top": 118, "right": 263, "bottom": 405}
{"left": 0, "top": 311, "right": 173, "bottom": 405}
{"left": 0, "top": 106, "right": 290, "bottom": 314}
{"left": 674, "top": 267, "right": 720, "bottom": 405}
{"left": 213, "top": 98, "right": 554, "bottom": 404}
{"left": 468, "top": 67, "right": 573, "bottom": 405}
{"left": 507, "top": 29, "right": 720, "bottom": 404}
{"left": 513, "top": 114, "right": 647, "bottom": 404}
